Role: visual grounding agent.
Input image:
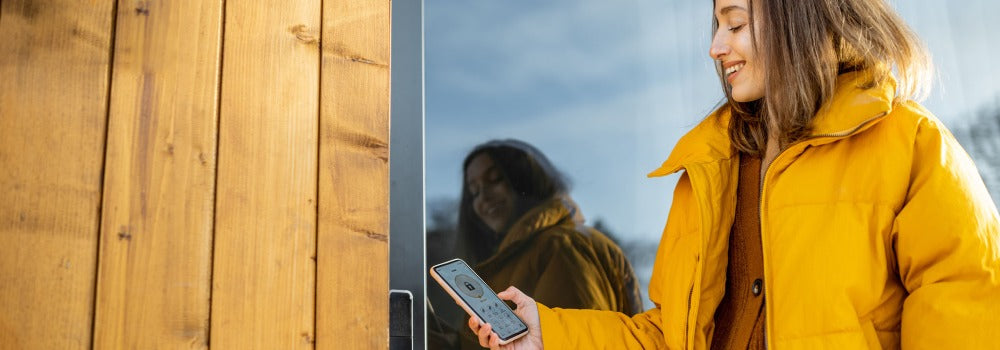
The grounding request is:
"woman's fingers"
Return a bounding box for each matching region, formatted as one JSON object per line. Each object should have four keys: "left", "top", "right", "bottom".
{"left": 469, "top": 317, "right": 490, "bottom": 348}
{"left": 471, "top": 287, "right": 538, "bottom": 349}
{"left": 468, "top": 316, "right": 480, "bottom": 331}
{"left": 489, "top": 331, "right": 501, "bottom": 348}
{"left": 477, "top": 322, "right": 494, "bottom": 348}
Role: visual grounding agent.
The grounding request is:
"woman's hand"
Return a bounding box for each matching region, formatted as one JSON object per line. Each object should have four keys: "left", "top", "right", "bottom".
{"left": 468, "top": 286, "right": 543, "bottom": 350}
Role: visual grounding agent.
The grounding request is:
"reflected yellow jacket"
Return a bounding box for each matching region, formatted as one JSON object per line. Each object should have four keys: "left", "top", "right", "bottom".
{"left": 537, "top": 72, "right": 1000, "bottom": 349}
{"left": 476, "top": 195, "right": 642, "bottom": 315}
{"left": 459, "top": 195, "right": 643, "bottom": 349}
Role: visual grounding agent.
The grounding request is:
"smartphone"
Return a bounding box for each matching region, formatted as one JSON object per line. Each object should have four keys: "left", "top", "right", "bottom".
{"left": 429, "top": 258, "right": 529, "bottom": 345}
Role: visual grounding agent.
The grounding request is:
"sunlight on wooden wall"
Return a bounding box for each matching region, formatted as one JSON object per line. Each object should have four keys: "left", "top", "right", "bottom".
{"left": 0, "top": 0, "right": 390, "bottom": 349}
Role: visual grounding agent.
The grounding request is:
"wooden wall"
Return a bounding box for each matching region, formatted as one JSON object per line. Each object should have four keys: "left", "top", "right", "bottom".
{"left": 0, "top": 0, "right": 390, "bottom": 348}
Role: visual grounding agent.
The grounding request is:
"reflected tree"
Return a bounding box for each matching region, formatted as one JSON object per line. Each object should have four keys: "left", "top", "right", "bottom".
{"left": 592, "top": 218, "right": 658, "bottom": 310}
{"left": 951, "top": 98, "right": 1000, "bottom": 208}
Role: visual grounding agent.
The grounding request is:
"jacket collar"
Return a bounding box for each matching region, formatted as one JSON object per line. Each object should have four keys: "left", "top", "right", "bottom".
{"left": 477, "top": 195, "right": 584, "bottom": 268}
{"left": 647, "top": 71, "right": 896, "bottom": 178}
{"left": 499, "top": 194, "right": 584, "bottom": 251}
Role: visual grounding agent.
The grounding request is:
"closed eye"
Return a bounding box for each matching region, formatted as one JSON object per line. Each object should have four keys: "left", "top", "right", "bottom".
{"left": 728, "top": 24, "right": 745, "bottom": 32}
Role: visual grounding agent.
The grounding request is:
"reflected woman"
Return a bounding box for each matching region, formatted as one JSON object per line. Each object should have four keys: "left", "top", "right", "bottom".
{"left": 450, "top": 139, "right": 642, "bottom": 349}
{"left": 468, "top": 0, "right": 1000, "bottom": 349}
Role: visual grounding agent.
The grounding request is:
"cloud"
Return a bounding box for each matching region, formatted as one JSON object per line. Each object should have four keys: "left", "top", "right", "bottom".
{"left": 426, "top": 0, "right": 712, "bottom": 101}
{"left": 425, "top": 0, "right": 726, "bottom": 240}
{"left": 424, "top": 0, "right": 1000, "bottom": 241}
{"left": 423, "top": 0, "right": 1000, "bottom": 311}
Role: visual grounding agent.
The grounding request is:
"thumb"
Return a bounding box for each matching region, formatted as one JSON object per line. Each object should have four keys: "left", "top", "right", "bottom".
{"left": 497, "top": 286, "right": 530, "bottom": 307}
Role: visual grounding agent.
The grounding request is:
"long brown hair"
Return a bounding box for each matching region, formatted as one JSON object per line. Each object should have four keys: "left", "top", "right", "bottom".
{"left": 456, "top": 140, "right": 569, "bottom": 263}
{"left": 714, "top": 0, "right": 933, "bottom": 155}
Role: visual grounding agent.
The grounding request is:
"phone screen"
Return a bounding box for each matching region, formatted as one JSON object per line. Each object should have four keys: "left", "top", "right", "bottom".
{"left": 432, "top": 259, "right": 528, "bottom": 341}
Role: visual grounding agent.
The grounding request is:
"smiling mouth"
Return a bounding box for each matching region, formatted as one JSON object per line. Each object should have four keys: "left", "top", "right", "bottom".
{"left": 725, "top": 63, "right": 745, "bottom": 80}
{"left": 483, "top": 203, "right": 503, "bottom": 216}
{"left": 480, "top": 204, "right": 508, "bottom": 230}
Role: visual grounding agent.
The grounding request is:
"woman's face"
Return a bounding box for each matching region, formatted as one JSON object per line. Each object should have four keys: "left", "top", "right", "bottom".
{"left": 465, "top": 153, "right": 517, "bottom": 234}
{"left": 710, "top": 0, "right": 765, "bottom": 102}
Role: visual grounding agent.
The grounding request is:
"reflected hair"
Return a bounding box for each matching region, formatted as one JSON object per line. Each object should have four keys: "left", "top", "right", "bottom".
{"left": 713, "top": 0, "right": 933, "bottom": 154}
{"left": 456, "top": 139, "right": 570, "bottom": 263}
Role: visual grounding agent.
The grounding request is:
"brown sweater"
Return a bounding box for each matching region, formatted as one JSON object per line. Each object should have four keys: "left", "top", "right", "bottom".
{"left": 711, "top": 154, "right": 766, "bottom": 350}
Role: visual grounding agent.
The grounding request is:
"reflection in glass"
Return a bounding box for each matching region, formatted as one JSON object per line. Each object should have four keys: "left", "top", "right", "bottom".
{"left": 425, "top": 0, "right": 1000, "bottom": 348}
{"left": 427, "top": 140, "right": 640, "bottom": 349}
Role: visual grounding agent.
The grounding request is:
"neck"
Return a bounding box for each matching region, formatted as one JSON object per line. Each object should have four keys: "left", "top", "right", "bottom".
{"left": 761, "top": 119, "right": 781, "bottom": 178}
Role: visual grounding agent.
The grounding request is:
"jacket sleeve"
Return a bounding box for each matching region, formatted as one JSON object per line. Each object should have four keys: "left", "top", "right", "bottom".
{"left": 531, "top": 233, "right": 617, "bottom": 312}
{"left": 537, "top": 303, "right": 666, "bottom": 349}
{"left": 531, "top": 234, "right": 667, "bottom": 349}
{"left": 892, "top": 116, "right": 1000, "bottom": 349}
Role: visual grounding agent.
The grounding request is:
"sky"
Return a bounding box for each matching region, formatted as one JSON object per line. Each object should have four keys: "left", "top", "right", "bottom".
{"left": 426, "top": 0, "right": 1000, "bottom": 237}
{"left": 426, "top": 0, "right": 718, "bottom": 244}
{"left": 424, "top": 0, "right": 1000, "bottom": 301}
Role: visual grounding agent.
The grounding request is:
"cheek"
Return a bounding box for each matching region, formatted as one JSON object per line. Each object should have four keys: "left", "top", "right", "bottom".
{"left": 749, "top": 64, "right": 766, "bottom": 91}
{"left": 498, "top": 189, "right": 517, "bottom": 211}
{"left": 471, "top": 197, "right": 484, "bottom": 216}
{"left": 733, "top": 30, "right": 756, "bottom": 61}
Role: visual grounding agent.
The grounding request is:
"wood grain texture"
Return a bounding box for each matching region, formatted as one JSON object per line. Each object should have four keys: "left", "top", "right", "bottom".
{"left": 317, "top": 0, "right": 391, "bottom": 348}
{"left": 0, "top": 0, "right": 115, "bottom": 349}
{"left": 210, "top": 0, "right": 320, "bottom": 348}
{"left": 91, "top": 0, "right": 223, "bottom": 349}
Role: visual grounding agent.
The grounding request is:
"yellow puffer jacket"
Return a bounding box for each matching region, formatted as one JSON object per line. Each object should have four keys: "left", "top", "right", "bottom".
{"left": 476, "top": 195, "right": 642, "bottom": 315}
{"left": 458, "top": 195, "right": 642, "bottom": 349}
{"left": 536, "top": 72, "right": 1000, "bottom": 349}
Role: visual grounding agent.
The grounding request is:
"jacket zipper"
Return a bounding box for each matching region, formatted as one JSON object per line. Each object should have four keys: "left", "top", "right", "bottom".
{"left": 683, "top": 167, "right": 709, "bottom": 349}
{"left": 756, "top": 111, "right": 887, "bottom": 349}
{"left": 808, "top": 112, "right": 887, "bottom": 139}
{"left": 684, "top": 283, "right": 694, "bottom": 349}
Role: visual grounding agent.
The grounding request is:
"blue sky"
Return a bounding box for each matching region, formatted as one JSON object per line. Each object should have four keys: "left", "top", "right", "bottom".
{"left": 425, "top": 0, "right": 1000, "bottom": 247}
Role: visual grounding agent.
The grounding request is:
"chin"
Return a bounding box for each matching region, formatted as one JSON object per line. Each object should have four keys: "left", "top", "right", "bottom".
{"left": 733, "top": 97, "right": 762, "bottom": 103}
{"left": 730, "top": 82, "right": 765, "bottom": 102}
{"left": 485, "top": 220, "right": 507, "bottom": 234}
{"left": 730, "top": 89, "right": 762, "bottom": 102}
{"left": 732, "top": 95, "right": 763, "bottom": 103}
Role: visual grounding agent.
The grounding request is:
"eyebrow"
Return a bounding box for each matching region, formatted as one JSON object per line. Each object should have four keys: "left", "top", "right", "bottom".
{"left": 717, "top": 5, "right": 747, "bottom": 16}
{"left": 466, "top": 165, "right": 498, "bottom": 186}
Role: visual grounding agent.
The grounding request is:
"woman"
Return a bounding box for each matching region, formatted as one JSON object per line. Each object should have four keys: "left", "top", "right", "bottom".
{"left": 439, "top": 139, "right": 642, "bottom": 349}
{"left": 468, "top": 0, "right": 1000, "bottom": 349}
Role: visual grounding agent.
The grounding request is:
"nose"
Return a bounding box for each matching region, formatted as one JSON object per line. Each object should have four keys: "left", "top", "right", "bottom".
{"left": 473, "top": 188, "right": 490, "bottom": 209}
{"left": 472, "top": 195, "right": 487, "bottom": 217}
{"left": 709, "top": 30, "right": 730, "bottom": 61}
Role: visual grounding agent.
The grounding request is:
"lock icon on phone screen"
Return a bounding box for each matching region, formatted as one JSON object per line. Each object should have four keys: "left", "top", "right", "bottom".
{"left": 455, "top": 274, "right": 484, "bottom": 298}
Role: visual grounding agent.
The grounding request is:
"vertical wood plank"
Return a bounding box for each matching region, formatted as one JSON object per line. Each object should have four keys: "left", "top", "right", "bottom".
{"left": 317, "top": 1, "right": 391, "bottom": 348}
{"left": 0, "top": 0, "right": 115, "bottom": 349}
{"left": 91, "top": 0, "right": 223, "bottom": 348}
{"left": 210, "top": 0, "right": 320, "bottom": 348}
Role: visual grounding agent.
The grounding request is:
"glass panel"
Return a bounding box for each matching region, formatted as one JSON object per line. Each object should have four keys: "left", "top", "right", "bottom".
{"left": 389, "top": 0, "right": 425, "bottom": 349}
{"left": 422, "top": 1, "right": 1000, "bottom": 348}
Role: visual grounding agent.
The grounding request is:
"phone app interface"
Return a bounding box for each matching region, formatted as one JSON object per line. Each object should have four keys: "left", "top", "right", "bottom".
{"left": 435, "top": 261, "right": 527, "bottom": 339}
